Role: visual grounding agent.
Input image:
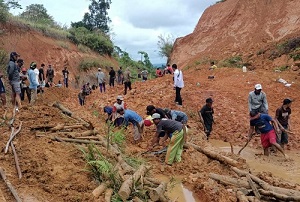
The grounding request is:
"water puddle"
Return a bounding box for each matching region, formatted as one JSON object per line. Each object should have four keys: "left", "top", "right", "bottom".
{"left": 157, "top": 176, "right": 200, "bottom": 202}
{"left": 210, "top": 139, "right": 300, "bottom": 184}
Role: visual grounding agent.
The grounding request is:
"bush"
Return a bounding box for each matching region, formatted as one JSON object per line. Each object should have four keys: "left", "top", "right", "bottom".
{"left": 57, "top": 41, "right": 69, "bottom": 49}
{"left": 219, "top": 56, "right": 243, "bottom": 68}
{"left": 0, "top": 49, "right": 7, "bottom": 73}
{"left": 0, "top": 1, "right": 9, "bottom": 23}
{"left": 77, "top": 44, "right": 91, "bottom": 53}
{"left": 78, "top": 58, "right": 113, "bottom": 72}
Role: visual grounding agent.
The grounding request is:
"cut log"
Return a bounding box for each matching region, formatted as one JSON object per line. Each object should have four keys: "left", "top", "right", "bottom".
{"left": 117, "top": 155, "right": 134, "bottom": 174}
{"left": 246, "top": 196, "right": 261, "bottom": 202}
{"left": 149, "top": 182, "right": 167, "bottom": 201}
{"left": 104, "top": 188, "right": 113, "bottom": 202}
{"left": 246, "top": 174, "right": 260, "bottom": 199}
{"left": 81, "top": 130, "right": 98, "bottom": 136}
{"left": 30, "top": 124, "right": 56, "bottom": 131}
{"left": 74, "top": 136, "right": 100, "bottom": 140}
{"left": 209, "top": 173, "right": 252, "bottom": 189}
{"left": 52, "top": 101, "right": 72, "bottom": 116}
{"left": 118, "top": 165, "right": 147, "bottom": 201}
{"left": 92, "top": 181, "right": 109, "bottom": 198}
{"left": 4, "top": 127, "right": 14, "bottom": 153}
{"left": 11, "top": 142, "right": 22, "bottom": 179}
{"left": 232, "top": 167, "right": 300, "bottom": 197}
{"left": 258, "top": 189, "right": 300, "bottom": 201}
{"left": 236, "top": 190, "right": 249, "bottom": 202}
{"left": 50, "top": 123, "right": 65, "bottom": 131}
{"left": 133, "top": 197, "right": 143, "bottom": 202}
{"left": 145, "top": 177, "right": 161, "bottom": 185}
{"left": 186, "top": 142, "right": 239, "bottom": 167}
{"left": 0, "top": 168, "right": 22, "bottom": 202}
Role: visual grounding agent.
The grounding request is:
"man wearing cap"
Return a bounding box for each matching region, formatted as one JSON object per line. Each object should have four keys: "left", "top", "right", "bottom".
{"left": 149, "top": 113, "right": 186, "bottom": 165}
{"left": 112, "top": 95, "right": 127, "bottom": 126}
{"left": 164, "top": 108, "right": 188, "bottom": 124}
{"left": 248, "top": 111, "right": 287, "bottom": 158}
{"left": 275, "top": 98, "right": 292, "bottom": 149}
{"left": 248, "top": 84, "right": 268, "bottom": 114}
{"left": 199, "top": 98, "right": 214, "bottom": 140}
{"left": 28, "top": 62, "right": 39, "bottom": 105}
{"left": 146, "top": 105, "right": 168, "bottom": 118}
{"left": 96, "top": 68, "right": 106, "bottom": 93}
{"left": 7, "top": 52, "right": 22, "bottom": 110}
{"left": 117, "top": 108, "right": 144, "bottom": 143}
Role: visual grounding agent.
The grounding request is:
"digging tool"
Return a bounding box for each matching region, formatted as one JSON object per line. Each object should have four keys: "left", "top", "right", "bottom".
{"left": 238, "top": 135, "right": 253, "bottom": 155}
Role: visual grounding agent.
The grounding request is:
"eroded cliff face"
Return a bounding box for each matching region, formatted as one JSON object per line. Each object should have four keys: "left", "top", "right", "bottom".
{"left": 170, "top": 0, "right": 300, "bottom": 68}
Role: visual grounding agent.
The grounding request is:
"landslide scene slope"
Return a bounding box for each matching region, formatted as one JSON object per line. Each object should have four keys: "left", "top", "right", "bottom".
{"left": 1, "top": 0, "right": 300, "bottom": 202}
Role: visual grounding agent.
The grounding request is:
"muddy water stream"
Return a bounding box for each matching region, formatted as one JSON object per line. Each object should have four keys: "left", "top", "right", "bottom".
{"left": 210, "top": 139, "right": 300, "bottom": 184}
{"left": 158, "top": 176, "right": 200, "bottom": 202}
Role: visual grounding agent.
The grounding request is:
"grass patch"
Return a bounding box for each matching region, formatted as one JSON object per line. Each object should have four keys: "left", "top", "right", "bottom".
{"left": 78, "top": 58, "right": 113, "bottom": 72}
{"left": 77, "top": 44, "right": 91, "bottom": 53}
{"left": 275, "top": 65, "right": 289, "bottom": 72}
{"left": 219, "top": 56, "right": 243, "bottom": 68}
{"left": 57, "top": 41, "right": 69, "bottom": 49}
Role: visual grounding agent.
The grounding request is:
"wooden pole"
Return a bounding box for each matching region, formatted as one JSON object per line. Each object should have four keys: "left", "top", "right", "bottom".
{"left": 5, "top": 122, "right": 22, "bottom": 154}
{"left": 0, "top": 168, "right": 22, "bottom": 202}
{"left": 11, "top": 142, "right": 22, "bottom": 179}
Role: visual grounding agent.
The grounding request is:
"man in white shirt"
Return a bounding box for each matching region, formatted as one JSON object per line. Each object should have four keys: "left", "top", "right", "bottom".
{"left": 172, "top": 64, "right": 184, "bottom": 106}
{"left": 248, "top": 84, "right": 268, "bottom": 114}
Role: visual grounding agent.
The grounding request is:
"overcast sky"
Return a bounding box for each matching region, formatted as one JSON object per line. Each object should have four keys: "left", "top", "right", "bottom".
{"left": 13, "top": 0, "right": 218, "bottom": 64}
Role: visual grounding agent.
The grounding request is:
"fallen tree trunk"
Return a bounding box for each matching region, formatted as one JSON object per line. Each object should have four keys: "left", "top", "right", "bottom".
{"left": 186, "top": 142, "right": 239, "bottom": 167}
{"left": 118, "top": 165, "right": 147, "bottom": 201}
{"left": 236, "top": 190, "right": 249, "bottom": 202}
{"left": 258, "top": 189, "right": 300, "bottom": 201}
{"left": 92, "top": 181, "right": 109, "bottom": 198}
{"left": 11, "top": 143, "right": 22, "bottom": 179}
{"left": 52, "top": 101, "right": 72, "bottom": 116}
{"left": 149, "top": 182, "right": 167, "bottom": 201}
{"left": 232, "top": 167, "right": 300, "bottom": 197}
{"left": 0, "top": 168, "right": 22, "bottom": 202}
{"left": 104, "top": 188, "right": 113, "bottom": 202}
{"left": 209, "top": 173, "right": 252, "bottom": 189}
{"left": 117, "top": 155, "right": 134, "bottom": 174}
{"left": 246, "top": 196, "right": 261, "bottom": 202}
{"left": 246, "top": 174, "right": 260, "bottom": 199}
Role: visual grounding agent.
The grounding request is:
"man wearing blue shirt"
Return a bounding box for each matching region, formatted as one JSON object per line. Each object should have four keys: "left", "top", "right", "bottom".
{"left": 117, "top": 108, "right": 144, "bottom": 143}
{"left": 247, "top": 111, "right": 287, "bottom": 158}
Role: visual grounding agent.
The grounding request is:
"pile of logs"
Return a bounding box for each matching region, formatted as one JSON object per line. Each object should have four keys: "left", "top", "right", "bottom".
{"left": 209, "top": 167, "right": 300, "bottom": 201}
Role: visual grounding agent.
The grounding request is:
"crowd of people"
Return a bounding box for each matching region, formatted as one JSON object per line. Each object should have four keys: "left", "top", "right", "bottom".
{"left": 0, "top": 51, "right": 71, "bottom": 111}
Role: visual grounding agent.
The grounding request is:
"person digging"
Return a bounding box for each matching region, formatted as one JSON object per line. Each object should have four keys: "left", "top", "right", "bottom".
{"left": 148, "top": 113, "right": 187, "bottom": 165}
{"left": 247, "top": 110, "right": 288, "bottom": 159}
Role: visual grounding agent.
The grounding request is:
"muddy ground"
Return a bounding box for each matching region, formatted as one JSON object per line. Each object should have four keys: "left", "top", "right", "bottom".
{"left": 1, "top": 67, "right": 300, "bottom": 201}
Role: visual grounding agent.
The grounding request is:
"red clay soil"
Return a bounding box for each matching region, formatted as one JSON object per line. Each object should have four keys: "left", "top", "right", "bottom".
{"left": 1, "top": 66, "right": 300, "bottom": 201}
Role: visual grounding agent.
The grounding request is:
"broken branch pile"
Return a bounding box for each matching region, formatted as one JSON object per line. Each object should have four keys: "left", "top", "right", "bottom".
{"left": 209, "top": 167, "right": 300, "bottom": 201}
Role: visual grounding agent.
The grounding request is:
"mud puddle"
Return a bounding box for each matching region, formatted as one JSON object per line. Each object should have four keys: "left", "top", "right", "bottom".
{"left": 210, "top": 139, "right": 300, "bottom": 184}
{"left": 157, "top": 176, "right": 200, "bottom": 202}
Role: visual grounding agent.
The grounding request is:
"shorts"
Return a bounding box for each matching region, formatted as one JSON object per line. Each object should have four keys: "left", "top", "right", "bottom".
{"left": 260, "top": 129, "right": 277, "bottom": 149}
{"left": 0, "top": 79, "right": 5, "bottom": 93}
{"left": 204, "top": 123, "right": 213, "bottom": 136}
{"left": 11, "top": 82, "right": 21, "bottom": 94}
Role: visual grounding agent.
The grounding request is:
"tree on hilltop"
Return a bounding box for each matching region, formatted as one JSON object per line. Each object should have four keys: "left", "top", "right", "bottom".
{"left": 19, "top": 4, "right": 55, "bottom": 26}
{"left": 72, "top": 0, "right": 111, "bottom": 34}
{"left": 157, "top": 34, "right": 175, "bottom": 61}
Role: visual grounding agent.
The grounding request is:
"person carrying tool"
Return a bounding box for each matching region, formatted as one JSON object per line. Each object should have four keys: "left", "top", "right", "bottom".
{"left": 275, "top": 98, "right": 292, "bottom": 149}
{"left": 148, "top": 113, "right": 187, "bottom": 165}
{"left": 247, "top": 110, "right": 287, "bottom": 158}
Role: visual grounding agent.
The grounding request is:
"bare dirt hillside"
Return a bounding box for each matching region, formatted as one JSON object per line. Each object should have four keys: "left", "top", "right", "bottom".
{"left": 170, "top": 0, "right": 300, "bottom": 68}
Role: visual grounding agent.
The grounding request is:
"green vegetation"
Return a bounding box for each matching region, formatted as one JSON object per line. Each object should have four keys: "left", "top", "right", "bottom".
{"left": 77, "top": 44, "right": 91, "bottom": 53}
{"left": 80, "top": 144, "right": 122, "bottom": 189}
{"left": 106, "top": 124, "right": 126, "bottom": 147}
{"left": 219, "top": 56, "right": 243, "bottom": 68}
{"left": 215, "top": 0, "right": 226, "bottom": 4}
{"left": 157, "top": 34, "right": 175, "bottom": 60}
{"left": 57, "top": 41, "right": 69, "bottom": 49}
{"left": 275, "top": 65, "right": 289, "bottom": 72}
{"left": 78, "top": 58, "right": 113, "bottom": 72}
{"left": 290, "top": 53, "right": 300, "bottom": 61}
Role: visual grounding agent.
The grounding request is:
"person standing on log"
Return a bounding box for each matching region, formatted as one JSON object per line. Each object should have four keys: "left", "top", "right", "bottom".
{"left": 149, "top": 113, "right": 186, "bottom": 165}
{"left": 275, "top": 98, "right": 292, "bottom": 149}
{"left": 117, "top": 108, "right": 144, "bottom": 143}
{"left": 199, "top": 98, "right": 214, "bottom": 140}
{"left": 247, "top": 110, "right": 287, "bottom": 158}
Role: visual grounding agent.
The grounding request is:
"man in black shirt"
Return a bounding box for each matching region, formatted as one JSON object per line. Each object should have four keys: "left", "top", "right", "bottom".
{"left": 199, "top": 98, "right": 214, "bottom": 140}
{"left": 62, "top": 66, "right": 69, "bottom": 88}
{"left": 39, "top": 63, "right": 45, "bottom": 84}
{"left": 109, "top": 67, "right": 116, "bottom": 87}
{"left": 146, "top": 105, "right": 167, "bottom": 118}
